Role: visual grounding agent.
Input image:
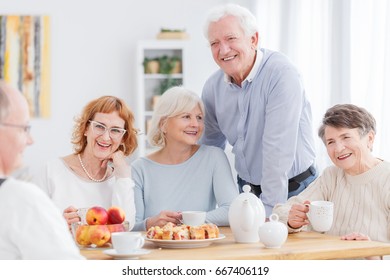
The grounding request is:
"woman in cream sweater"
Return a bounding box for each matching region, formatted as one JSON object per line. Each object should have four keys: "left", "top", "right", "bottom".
{"left": 273, "top": 104, "right": 390, "bottom": 259}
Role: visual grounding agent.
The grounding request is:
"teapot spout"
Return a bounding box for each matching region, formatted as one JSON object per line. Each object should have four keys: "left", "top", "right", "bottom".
{"left": 240, "top": 199, "right": 255, "bottom": 232}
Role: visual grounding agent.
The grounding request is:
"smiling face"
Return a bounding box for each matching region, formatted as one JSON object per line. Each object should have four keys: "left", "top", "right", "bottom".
{"left": 84, "top": 111, "right": 125, "bottom": 160}
{"left": 324, "top": 126, "right": 375, "bottom": 175}
{"left": 163, "top": 105, "right": 204, "bottom": 148}
{"left": 208, "top": 15, "right": 258, "bottom": 84}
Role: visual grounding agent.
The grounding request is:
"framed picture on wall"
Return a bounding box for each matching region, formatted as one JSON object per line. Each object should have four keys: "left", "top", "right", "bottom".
{"left": 0, "top": 15, "right": 50, "bottom": 118}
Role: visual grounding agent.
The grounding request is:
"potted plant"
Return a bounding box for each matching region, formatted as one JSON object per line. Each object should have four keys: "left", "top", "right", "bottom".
{"left": 170, "top": 56, "right": 182, "bottom": 74}
{"left": 143, "top": 57, "right": 159, "bottom": 74}
{"left": 157, "top": 55, "right": 182, "bottom": 74}
{"left": 149, "top": 55, "right": 183, "bottom": 109}
{"left": 157, "top": 28, "right": 189, "bottom": 39}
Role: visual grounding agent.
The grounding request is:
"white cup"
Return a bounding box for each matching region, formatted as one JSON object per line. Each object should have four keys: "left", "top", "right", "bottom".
{"left": 111, "top": 232, "right": 145, "bottom": 254}
{"left": 182, "top": 211, "right": 206, "bottom": 226}
{"left": 306, "top": 201, "right": 334, "bottom": 232}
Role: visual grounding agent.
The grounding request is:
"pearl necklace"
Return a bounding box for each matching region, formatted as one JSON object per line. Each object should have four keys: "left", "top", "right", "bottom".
{"left": 78, "top": 154, "right": 108, "bottom": 182}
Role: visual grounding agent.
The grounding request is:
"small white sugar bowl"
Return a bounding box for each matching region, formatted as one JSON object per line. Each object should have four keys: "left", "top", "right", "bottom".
{"left": 258, "top": 213, "right": 288, "bottom": 248}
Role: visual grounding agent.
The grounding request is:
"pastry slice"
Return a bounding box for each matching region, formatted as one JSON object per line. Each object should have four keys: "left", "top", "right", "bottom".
{"left": 190, "top": 226, "right": 206, "bottom": 239}
{"left": 201, "top": 223, "right": 219, "bottom": 239}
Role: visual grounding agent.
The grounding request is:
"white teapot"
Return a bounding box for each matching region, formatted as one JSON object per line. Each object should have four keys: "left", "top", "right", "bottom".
{"left": 258, "top": 213, "right": 288, "bottom": 248}
{"left": 228, "top": 185, "right": 266, "bottom": 243}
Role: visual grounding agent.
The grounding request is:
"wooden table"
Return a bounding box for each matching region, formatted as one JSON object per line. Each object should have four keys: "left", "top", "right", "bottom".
{"left": 81, "top": 227, "right": 390, "bottom": 260}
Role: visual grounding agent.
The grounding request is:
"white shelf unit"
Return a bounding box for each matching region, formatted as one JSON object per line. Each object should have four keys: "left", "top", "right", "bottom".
{"left": 136, "top": 40, "right": 188, "bottom": 156}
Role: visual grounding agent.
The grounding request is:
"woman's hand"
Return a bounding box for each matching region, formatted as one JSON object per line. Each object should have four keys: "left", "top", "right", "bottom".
{"left": 287, "top": 200, "right": 310, "bottom": 229}
{"left": 341, "top": 232, "right": 370, "bottom": 241}
{"left": 63, "top": 206, "right": 80, "bottom": 229}
{"left": 341, "top": 232, "right": 382, "bottom": 260}
{"left": 145, "top": 210, "right": 182, "bottom": 230}
{"left": 103, "top": 150, "right": 131, "bottom": 178}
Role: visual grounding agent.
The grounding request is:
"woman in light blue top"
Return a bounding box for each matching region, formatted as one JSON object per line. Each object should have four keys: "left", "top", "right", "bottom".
{"left": 132, "top": 86, "right": 239, "bottom": 231}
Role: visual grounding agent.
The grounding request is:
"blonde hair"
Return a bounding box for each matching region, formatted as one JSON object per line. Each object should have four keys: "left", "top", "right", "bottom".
{"left": 148, "top": 86, "right": 204, "bottom": 147}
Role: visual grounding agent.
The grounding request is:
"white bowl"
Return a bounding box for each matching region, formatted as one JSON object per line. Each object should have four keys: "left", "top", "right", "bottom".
{"left": 258, "top": 214, "right": 288, "bottom": 248}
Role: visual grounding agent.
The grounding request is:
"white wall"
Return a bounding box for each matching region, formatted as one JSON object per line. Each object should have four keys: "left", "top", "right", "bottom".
{"left": 2, "top": 0, "right": 255, "bottom": 179}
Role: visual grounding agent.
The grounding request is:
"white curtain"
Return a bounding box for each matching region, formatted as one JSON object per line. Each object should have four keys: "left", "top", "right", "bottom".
{"left": 255, "top": 0, "right": 390, "bottom": 171}
{"left": 349, "top": 0, "right": 390, "bottom": 162}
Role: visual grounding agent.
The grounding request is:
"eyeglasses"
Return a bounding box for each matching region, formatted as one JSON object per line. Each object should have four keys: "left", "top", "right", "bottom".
{"left": 0, "top": 122, "right": 31, "bottom": 134}
{"left": 88, "top": 120, "right": 126, "bottom": 139}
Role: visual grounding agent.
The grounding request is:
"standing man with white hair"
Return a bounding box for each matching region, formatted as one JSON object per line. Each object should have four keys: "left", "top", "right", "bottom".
{"left": 200, "top": 4, "right": 317, "bottom": 217}
{"left": 0, "top": 80, "right": 84, "bottom": 259}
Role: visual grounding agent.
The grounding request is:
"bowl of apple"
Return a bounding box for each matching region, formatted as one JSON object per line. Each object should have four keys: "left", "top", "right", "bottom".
{"left": 71, "top": 206, "right": 129, "bottom": 249}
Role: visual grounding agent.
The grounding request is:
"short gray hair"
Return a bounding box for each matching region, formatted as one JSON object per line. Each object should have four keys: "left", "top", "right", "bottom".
{"left": 203, "top": 3, "right": 258, "bottom": 40}
{"left": 148, "top": 86, "right": 205, "bottom": 147}
{"left": 318, "top": 104, "right": 376, "bottom": 142}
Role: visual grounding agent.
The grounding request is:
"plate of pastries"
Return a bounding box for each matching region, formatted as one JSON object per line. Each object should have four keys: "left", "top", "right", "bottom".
{"left": 145, "top": 222, "right": 225, "bottom": 248}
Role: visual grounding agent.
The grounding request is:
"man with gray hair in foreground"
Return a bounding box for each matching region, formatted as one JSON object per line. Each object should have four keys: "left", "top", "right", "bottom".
{"left": 0, "top": 80, "right": 84, "bottom": 259}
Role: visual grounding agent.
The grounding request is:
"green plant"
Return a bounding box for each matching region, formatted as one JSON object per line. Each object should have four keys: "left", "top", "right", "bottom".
{"left": 158, "top": 56, "right": 180, "bottom": 74}
{"left": 142, "top": 57, "right": 150, "bottom": 67}
{"left": 157, "top": 78, "right": 182, "bottom": 95}
{"left": 160, "top": 28, "right": 186, "bottom": 33}
{"left": 158, "top": 55, "right": 175, "bottom": 74}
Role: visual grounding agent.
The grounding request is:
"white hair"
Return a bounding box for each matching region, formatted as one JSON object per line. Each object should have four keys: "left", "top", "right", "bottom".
{"left": 203, "top": 3, "right": 259, "bottom": 40}
{"left": 148, "top": 86, "right": 205, "bottom": 147}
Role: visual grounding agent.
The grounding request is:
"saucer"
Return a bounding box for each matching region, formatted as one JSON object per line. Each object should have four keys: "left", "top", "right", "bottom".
{"left": 103, "top": 249, "right": 150, "bottom": 259}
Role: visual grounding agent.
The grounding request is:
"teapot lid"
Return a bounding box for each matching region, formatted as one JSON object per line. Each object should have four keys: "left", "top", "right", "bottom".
{"left": 243, "top": 185, "right": 251, "bottom": 193}
{"left": 260, "top": 213, "right": 286, "bottom": 231}
{"left": 232, "top": 184, "right": 261, "bottom": 203}
{"left": 269, "top": 213, "right": 280, "bottom": 222}
{"left": 239, "top": 184, "right": 258, "bottom": 199}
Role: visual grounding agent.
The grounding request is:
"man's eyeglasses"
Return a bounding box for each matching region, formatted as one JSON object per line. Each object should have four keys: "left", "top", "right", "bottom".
{"left": 88, "top": 120, "right": 126, "bottom": 139}
{"left": 0, "top": 122, "right": 31, "bottom": 134}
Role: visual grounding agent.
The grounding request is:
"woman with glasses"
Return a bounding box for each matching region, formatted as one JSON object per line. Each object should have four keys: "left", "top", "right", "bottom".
{"left": 131, "top": 86, "right": 238, "bottom": 231}
{"left": 36, "top": 96, "right": 138, "bottom": 230}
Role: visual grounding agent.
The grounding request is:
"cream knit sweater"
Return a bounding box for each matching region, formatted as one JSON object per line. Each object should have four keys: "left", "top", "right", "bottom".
{"left": 273, "top": 160, "right": 390, "bottom": 243}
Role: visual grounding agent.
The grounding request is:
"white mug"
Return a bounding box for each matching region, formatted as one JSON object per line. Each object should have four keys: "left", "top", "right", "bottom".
{"left": 182, "top": 211, "right": 206, "bottom": 226}
{"left": 306, "top": 201, "right": 334, "bottom": 232}
{"left": 111, "top": 232, "right": 145, "bottom": 254}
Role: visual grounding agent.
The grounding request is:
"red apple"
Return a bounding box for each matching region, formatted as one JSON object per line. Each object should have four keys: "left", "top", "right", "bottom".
{"left": 86, "top": 206, "right": 108, "bottom": 225}
{"left": 75, "top": 224, "right": 91, "bottom": 246}
{"left": 89, "top": 225, "right": 111, "bottom": 247}
{"left": 107, "top": 206, "right": 126, "bottom": 224}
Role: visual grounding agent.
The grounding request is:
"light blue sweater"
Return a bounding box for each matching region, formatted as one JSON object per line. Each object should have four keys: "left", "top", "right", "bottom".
{"left": 131, "top": 145, "right": 239, "bottom": 231}
{"left": 200, "top": 48, "right": 316, "bottom": 216}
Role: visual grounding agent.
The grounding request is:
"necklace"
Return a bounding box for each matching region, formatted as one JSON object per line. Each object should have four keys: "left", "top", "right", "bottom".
{"left": 78, "top": 154, "right": 108, "bottom": 182}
